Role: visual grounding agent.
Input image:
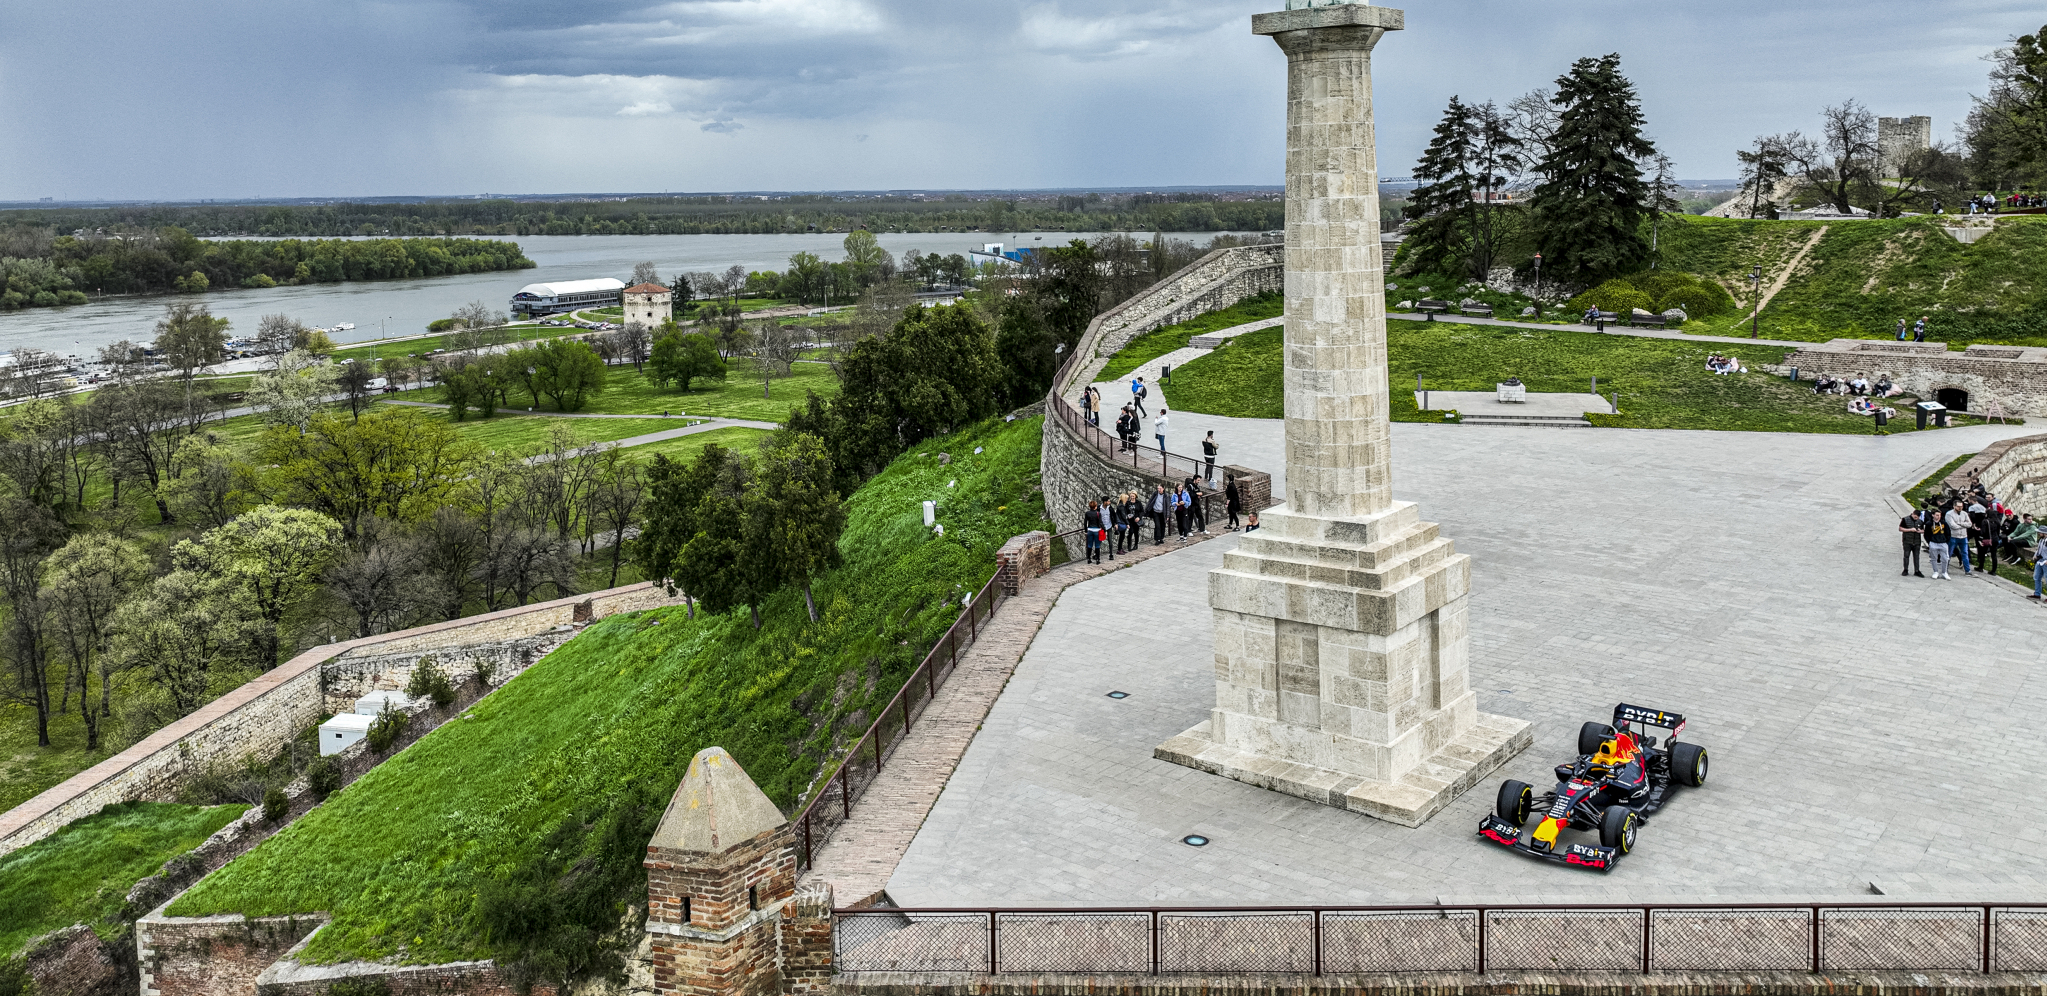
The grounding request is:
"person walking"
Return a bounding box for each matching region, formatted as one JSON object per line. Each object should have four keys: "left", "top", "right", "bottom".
{"left": 2034, "top": 529, "right": 2047, "bottom": 599}
{"left": 1899, "top": 509, "right": 1924, "bottom": 577}
{"left": 1945, "top": 500, "right": 1975, "bottom": 575}
{"left": 1132, "top": 376, "right": 1149, "bottom": 417}
{"left": 1172, "top": 484, "right": 1191, "bottom": 541}
{"left": 1224, "top": 474, "right": 1243, "bottom": 531}
{"left": 1083, "top": 499, "right": 1106, "bottom": 565}
{"left": 1154, "top": 408, "right": 1170, "bottom": 453}
{"left": 1913, "top": 317, "right": 1928, "bottom": 343}
{"left": 1150, "top": 485, "right": 1168, "bottom": 545}
{"left": 1926, "top": 504, "right": 1952, "bottom": 578}
{"left": 1201, "top": 431, "right": 1218, "bottom": 484}
{"left": 1110, "top": 493, "right": 1130, "bottom": 555}
{"left": 1895, "top": 318, "right": 1909, "bottom": 341}
{"left": 1186, "top": 476, "right": 1209, "bottom": 534}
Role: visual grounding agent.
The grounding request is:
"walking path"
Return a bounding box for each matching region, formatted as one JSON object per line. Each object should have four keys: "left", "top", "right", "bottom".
{"left": 799, "top": 527, "right": 1230, "bottom": 907}
{"left": 380, "top": 399, "right": 735, "bottom": 421}
{"left": 1388, "top": 311, "right": 1811, "bottom": 348}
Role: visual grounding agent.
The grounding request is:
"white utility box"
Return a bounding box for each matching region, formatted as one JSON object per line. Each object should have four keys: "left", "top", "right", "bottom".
{"left": 355, "top": 691, "right": 410, "bottom": 716}
{"left": 319, "top": 713, "right": 376, "bottom": 756}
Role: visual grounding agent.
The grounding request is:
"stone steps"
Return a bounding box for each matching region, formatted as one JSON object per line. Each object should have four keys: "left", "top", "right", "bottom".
{"left": 1461, "top": 414, "right": 1595, "bottom": 428}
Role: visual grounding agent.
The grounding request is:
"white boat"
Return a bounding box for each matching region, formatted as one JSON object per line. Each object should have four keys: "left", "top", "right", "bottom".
{"left": 333, "top": 322, "right": 356, "bottom": 331}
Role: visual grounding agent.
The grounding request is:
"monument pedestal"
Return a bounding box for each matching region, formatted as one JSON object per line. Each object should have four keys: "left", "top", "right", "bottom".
{"left": 1156, "top": 503, "right": 1528, "bottom": 827}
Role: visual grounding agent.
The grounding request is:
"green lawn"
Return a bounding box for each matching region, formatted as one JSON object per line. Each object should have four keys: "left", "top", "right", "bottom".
{"left": 169, "top": 416, "right": 1055, "bottom": 971}
{"left": 1169, "top": 323, "right": 1972, "bottom": 435}
{"left": 434, "top": 413, "right": 687, "bottom": 454}
{"left": 1, "top": 802, "right": 247, "bottom": 956}
{"left": 0, "top": 706, "right": 110, "bottom": 817}
{"left": 435, "top": 358, "right": 838, "bottom": 423}
{"left": 619, "top": 427, "right": 774, "bottom": 466}
{"left": 1097, "top": 291, "right": 1282, "bottom": 382}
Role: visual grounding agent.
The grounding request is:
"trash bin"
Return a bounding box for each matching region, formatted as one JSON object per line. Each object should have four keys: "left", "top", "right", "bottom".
{"left": 1916, "top": 401, "right": 1946, "bottom": 430}
{"left": 1787, "top": 366, "right": 1799, "bottom": 381}
{"left": 1875, "top": 409, "right": 1888, "bottom": 430}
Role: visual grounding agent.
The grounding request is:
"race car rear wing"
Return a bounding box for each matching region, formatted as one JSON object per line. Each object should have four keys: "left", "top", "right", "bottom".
{"left": 1614, "top": 703, "right": 1687, "bottom": 738}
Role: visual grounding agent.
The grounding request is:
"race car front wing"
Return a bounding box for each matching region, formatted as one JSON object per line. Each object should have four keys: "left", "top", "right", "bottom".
{"left": 1476, "top": 814, "right": 1620, "bottom": 872}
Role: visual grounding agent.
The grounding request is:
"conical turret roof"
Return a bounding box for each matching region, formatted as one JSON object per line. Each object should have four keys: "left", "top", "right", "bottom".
{"left": 649, "top": 746, "right": 788, "bottom": 854}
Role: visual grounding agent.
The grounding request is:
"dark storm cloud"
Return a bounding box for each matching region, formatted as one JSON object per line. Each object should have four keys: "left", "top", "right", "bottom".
{"left": 1, "top": 0, "right": 2041, "bottom": 199}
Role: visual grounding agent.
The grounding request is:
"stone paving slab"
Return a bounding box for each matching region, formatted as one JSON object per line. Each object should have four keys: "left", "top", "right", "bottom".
{"left": 800, "top": 530, "right": 1228, "bottom": 906}
{"left": 890, "top": 422, "right": 2047, "bottom": 906}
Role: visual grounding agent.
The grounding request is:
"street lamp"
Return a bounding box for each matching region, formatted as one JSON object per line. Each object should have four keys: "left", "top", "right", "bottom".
{"left": 1532, "top": 254, "right": 1543, "bottom": 319}
{"left": 1749, "top": 266, "right": 1762, "bottom": 338}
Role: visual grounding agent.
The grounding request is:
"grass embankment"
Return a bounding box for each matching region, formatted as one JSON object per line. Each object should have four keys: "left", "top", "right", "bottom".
{"left": 418, "top": 358, "right": 836, "bottom": 423}
{"left": 1097, "top": 291, "right": 1283, "bottom": 382}
{"left": 170, "top": 416, "right": 1054, "bottom": 967}
{"left": 1657, "top": 215, "right": 2047, "bottom": 344}
{"left": 0, "top": 802, "right": 246, "bottom": 956}
{"left": 1170, "top": 323, "right": 1952, "bottom": 435}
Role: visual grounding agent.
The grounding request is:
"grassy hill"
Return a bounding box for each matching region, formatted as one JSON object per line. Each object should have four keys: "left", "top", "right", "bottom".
{"left": 168, "top": 415, "right": 1052, "bottom": 974}
{"left": 1656, "top": 216, "right": 2047, "bottom": 344}
{"left": 1, "top": 802, "right": 246, "bottom": 957}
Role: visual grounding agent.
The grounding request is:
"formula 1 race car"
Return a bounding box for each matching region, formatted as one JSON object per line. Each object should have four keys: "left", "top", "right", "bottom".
{"left": 1476, "top": 704, "right": 1708, "bottom": 871}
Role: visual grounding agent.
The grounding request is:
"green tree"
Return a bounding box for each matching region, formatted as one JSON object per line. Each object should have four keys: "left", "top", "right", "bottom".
{"left": 508, "top": 339, "right": 607, "bottom": 412}
{"left": 1404, "top": 96, "right": 1523, "bottom": 282}
{"left": 1528, "top": 54, "right": 1658, "bottom": 286}
{"left": 177, "top": 506, "right": 343, "bottom": 668}
{"left": 112, "top": 568, "right": 255, "bottom": 717}
{"left": 814, "top": 302, "right": 1001, "bottom": 488}
{"left": 1035, "top": 240, "right": 1104, "bottom": 350}
{"left": 674, "top": 449, "right": 775, "bottom": 628}
{"left": 1963, "top": 25, "right": 2047, "bottom": 191}
{"left": 751, "top": 432, "right": 844, "bottom": 623}
{"left": 0, "top": 490, "right": 63, "bottom": 746}
{"left": 259, "top": 409, "right": 474, "bottom": 538}
{"left": 152, "top": 301, "right": 231, "bottom": 384}
{"left": 634, "top": 445, "right": 728, "bottom": 619}
{"left": 648, "top": 328, "right": 727, "bottom": 391}
{"left": 42, "top": 533, "right": 152, "bottom": 749}
{"left": 781, "top": 251, "right": 827, "bottom": 304}
{"left": 993, "top": 295, "right": 1057, "bottom": 410}
{"left": 842, "top": 230, "right": 890, "bottom": 287}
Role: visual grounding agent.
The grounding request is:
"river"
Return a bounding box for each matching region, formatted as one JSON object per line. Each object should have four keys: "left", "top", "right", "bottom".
{"left": 0, "top": 231, "right": 1247, "bottom": 360}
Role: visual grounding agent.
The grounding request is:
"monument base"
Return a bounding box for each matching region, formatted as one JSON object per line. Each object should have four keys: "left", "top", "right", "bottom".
{"left": 1156, "top": 713, "right": 1530, "bottom": 827}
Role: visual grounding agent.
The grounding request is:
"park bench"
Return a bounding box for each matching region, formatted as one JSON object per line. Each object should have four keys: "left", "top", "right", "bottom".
{"left": 1417, "top": 299, "right": 1451, "bottom": 321}
{"left": 1630, "top": 312, "right": 1670, "bottom": 329}
{"left": 1584, "top": 310, "right": 1620, "bottom": 330}
{"left": 1459, "top": 303, "right": 1495, "bottom": 318}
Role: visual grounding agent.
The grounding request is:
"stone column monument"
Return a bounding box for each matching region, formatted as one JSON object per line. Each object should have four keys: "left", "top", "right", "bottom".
{"left": 1156, "top": 1, "right": 1529, "bottom": 828}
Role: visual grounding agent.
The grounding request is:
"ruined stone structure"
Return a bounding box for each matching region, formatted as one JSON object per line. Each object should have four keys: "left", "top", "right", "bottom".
{"left": 1155, "top": 2, "right": 1528, "bottom": 828}
{"left": 1944, "top": 433, "right": 2047, "bottom": 517}
{"left": 624, "top": 282, "right": 674, "bottom": 330}
{"left": 1878, "top": 115, "right": 1932, "bottom": 177}
{"left": 1783, "top": 339, "right": 2047, "bottom": 418}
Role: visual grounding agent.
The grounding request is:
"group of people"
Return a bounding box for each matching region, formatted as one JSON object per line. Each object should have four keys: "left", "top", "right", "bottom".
{"left": 1898, "top": 482, "right": 2047, "bottom": 596}
{"left": 1849, "top": 396, "right": 1899, "bottom": 418}
{"left": 1705, "top": 355, "right": 1745, "bottom": 375}
{"left": 1960, "top": 193, "right": 2044, "bottom": 214}
{"left": 1894, "top": 317, "right": 1930, "bottom": 342}
{"left": 1081, "top": 474, "right": 1256, "bottom": 564}
{"left": 1812, "top": 374, "right": 1898, "bottom": 397}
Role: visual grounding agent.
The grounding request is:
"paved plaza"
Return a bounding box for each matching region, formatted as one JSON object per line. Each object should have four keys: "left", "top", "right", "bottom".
{"left": 890, "top": 420, "right": 2047, "bottom": 905}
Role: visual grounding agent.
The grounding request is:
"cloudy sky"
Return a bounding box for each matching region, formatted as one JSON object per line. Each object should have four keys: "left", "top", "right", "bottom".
{"left": 0, "top": 0, "right": 2039, "bottom": 201}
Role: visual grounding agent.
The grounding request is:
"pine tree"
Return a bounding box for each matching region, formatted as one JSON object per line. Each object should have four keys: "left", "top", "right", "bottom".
{"left": 1402, "top": 96, "right": 1479, "bottom": 279}
{"left": 752, "top": 432, "right": 845, "bottom": 624}
{"left": 1528, "top": 54, "right": 1658, "bottom": 286}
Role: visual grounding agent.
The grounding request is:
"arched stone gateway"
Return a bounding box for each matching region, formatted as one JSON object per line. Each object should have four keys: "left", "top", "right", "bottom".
{"left": 1936, "top": 387, "right": 1970, "bottom": 413}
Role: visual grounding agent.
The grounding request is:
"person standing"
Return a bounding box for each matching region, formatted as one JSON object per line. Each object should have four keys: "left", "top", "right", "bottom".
{"left": 1123, "top": 492, "right": 1145, "bottom": 552}
{"left": 1186, "top": 476, "right": 1209, "bottom": 534}
{"left": 2034, "top": 529, "right": 2047, "bottom": 599}
{"left": 1083, "top": 500, "right": 1105, "bottom": 564}
{"left": 1895, "top": 318, "right": 1909, "bottom": 341}
{"left": 1150, "top": 485, "right": 1168, "bottom": 545}
{"left": 1154, "top": 408, "right": 1170, "bottom": 455}
{"left": 1899, "top": 509, "right": 1924, "bottom": 577}
{"left": 1945, "top": 500, "right": 1975, "bottom": 575}
{"left": 1114, "top": 405, "right": 1133, "bottom": 452}
{"left": 1132, "top": 376, "right": 1149, "bottom": 417}
{"left": 1913, "top": 317, "right": 1928, "bottom": 343}
{"left": 1172, "top": 484, "right": 1190, "bottom": 540}
{"left": 1926, "top": 504, "right": 1952, "bottom": 578}
{"left": 1109, "top": 492, "right": 1129, "bottom": 556}
{"left": 1162, "top": 362, "right": 1173, "bottom": 385}
{"left": 1201, "top": 431, "right": 1218, "bottom": 483}
{"left": 1224, "top": 474, "right": 1243, "bottom": 531}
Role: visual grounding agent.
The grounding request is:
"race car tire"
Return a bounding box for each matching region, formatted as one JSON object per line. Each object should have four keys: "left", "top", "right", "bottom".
{"left": 1670, "top": 741, "right": 1708, "bottom": 787}
{"left": 1600, "top": 806, "right": 1638, "bottom": 854}
{"left": 1497, "top": 779, "right": 1533, "bottom": 826}
{"left": 1578, "top": 721, "right": 1616, "bottom": 756}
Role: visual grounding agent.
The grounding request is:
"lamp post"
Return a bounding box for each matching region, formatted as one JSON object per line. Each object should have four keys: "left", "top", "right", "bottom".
{"left": 1532, "top": 254, "right": 1543, "bottom": 319}
{"left": 1749, "top": 266, "right": 1762, "bottom": 338}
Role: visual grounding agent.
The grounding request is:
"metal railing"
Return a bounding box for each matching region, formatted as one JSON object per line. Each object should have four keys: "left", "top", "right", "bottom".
{"left": 791, "top": 525, "right": 1087, "bottom": 870}
{"left": 835, "top": 903, "right": 2047, "bottom": 976}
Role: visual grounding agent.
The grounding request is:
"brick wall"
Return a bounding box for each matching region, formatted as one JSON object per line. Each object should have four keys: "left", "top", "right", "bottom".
{"left": 994, "top": 532, "right": 1052, "bottom": 595}
{"left": 778, "top": 884, "right": 834, "bottom": 996}
{"left": 645, "top": 822, "right": 796, "bottom": 996}
{"left": 252, "top": 945, "right": 552, "bottom": 996}
{"left": 0, "top": 583, "right": 683, "bottom": 857}
{"left": 137, "top": 914, "right": 324, "bottom": 996}
{"left": 21, "top": 924, "right": 123, "bottom": 996}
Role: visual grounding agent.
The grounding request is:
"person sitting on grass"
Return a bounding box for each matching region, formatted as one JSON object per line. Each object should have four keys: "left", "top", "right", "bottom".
{"left": 1875, "top": 376, "right": 1898, "bottom": 397}
{"left": 1813, "top": 374, "right": 1840, "bottom": 395}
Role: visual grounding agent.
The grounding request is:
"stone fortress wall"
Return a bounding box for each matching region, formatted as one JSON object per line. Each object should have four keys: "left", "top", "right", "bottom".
{"left": 1944, "top": 432, "right": 2047, "bottom": 517}
{"left": 1782, "top": 339, "right": 2047, "bottom": 418}
{"left": 1040, "top": 242, "right": 1284, "bottom": 535}
{"left": 0, "top": 583, "right": 682, "bottom": 857}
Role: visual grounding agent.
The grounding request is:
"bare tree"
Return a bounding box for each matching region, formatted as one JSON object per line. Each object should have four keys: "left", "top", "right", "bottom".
{"left": 585, "top": 447, "right": 646, "bottom": 588}
{"left": 336, "top": 359, "right": 376, "bottom": 420}
{"left": 1507, "top": 88, "right": 1562, "bottom": 178}
{"left": 256, "top": 314, "right": 303, "bottom": 357}
{"left": 747, "top": 320, "right": 801, "bottom": 400}
{"left": 1871, "top": 143, "right": 1971, "bottom": 217}
{"left": 723, "top": 264, "right": 749, "bottom": 301}
{"left": 324, "top": 520, "right": 421, "bottom": 638}
{"left": 631, "top": 260, "right": 661, "bottom": 286}
{"left": 1, "top": 348, "right": 66, "bottom": 400}
{"left": 1770, "top": 100, "right": 1880, "bottom": 214}
{"left": 618, "top": 321, "right": 651, "bottom": 372}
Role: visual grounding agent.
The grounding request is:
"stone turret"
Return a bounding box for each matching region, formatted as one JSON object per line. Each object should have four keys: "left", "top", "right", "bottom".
{"left": 644, "top": 747, "right": 797, "bottom": 996}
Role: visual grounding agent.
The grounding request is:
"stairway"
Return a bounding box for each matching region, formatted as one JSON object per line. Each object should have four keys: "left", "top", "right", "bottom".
{"left": 1458, "top": 413, "right": 1595, "bottom": 428}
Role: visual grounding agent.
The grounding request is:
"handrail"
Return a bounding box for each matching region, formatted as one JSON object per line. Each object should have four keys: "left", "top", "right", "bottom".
{"left": 793, "top": 525, "right": 1087, "bottom": 869}
{"left": 836, "top": 901, "right": 2047, "bottom": 976}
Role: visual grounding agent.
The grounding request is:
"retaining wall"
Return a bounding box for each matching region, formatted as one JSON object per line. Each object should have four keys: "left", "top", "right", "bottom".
{"left": 1784, "top": 339, "right": 2047, "bottom": 418}
{"left": 833, "top": 970, "right": 2047, "bottom": 996}
{"left": 1945, "top": 433, "right": 2047, "bottom": 517}
{"left": 1040, "top": 243, "right": 1283, "bottom": 538}
{"left": 136, "top": 914, "right": 325, "bottom": 996}
{"left": 0, "top": 583, "right": 681, "bottom": 856}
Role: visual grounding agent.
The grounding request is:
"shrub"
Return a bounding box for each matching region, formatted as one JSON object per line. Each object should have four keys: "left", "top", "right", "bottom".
{"left": 262, "top": 787, "right": 287, "bottom": 823}
{"left": 0, "top": 955, "right": 29, "bottom": 996}
{"left": 428, "top": 318, "right": 458, "bottom": 333}
{"left": 307, "top": 758, "right": 342, "bottom": 800}
{"left": 241, "top": 273, "right": 277, "bottom": 289}
{"left": 1567, "top": 280, "right": 1655, "bottom": 315}
{"left": 406, "top": 657, "right": 457, "bottom": 709}
{"left": 471, "top": 656, "right": 497, "bottom": 687}
{"left": 57, "top": 290, "right": 87, "bottom": 305}
{"left": 364, "top": 711, "right": 406, "bottom": 754}
{"left": 1630, "top": 271, "right": 1734, "bottom": 318}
